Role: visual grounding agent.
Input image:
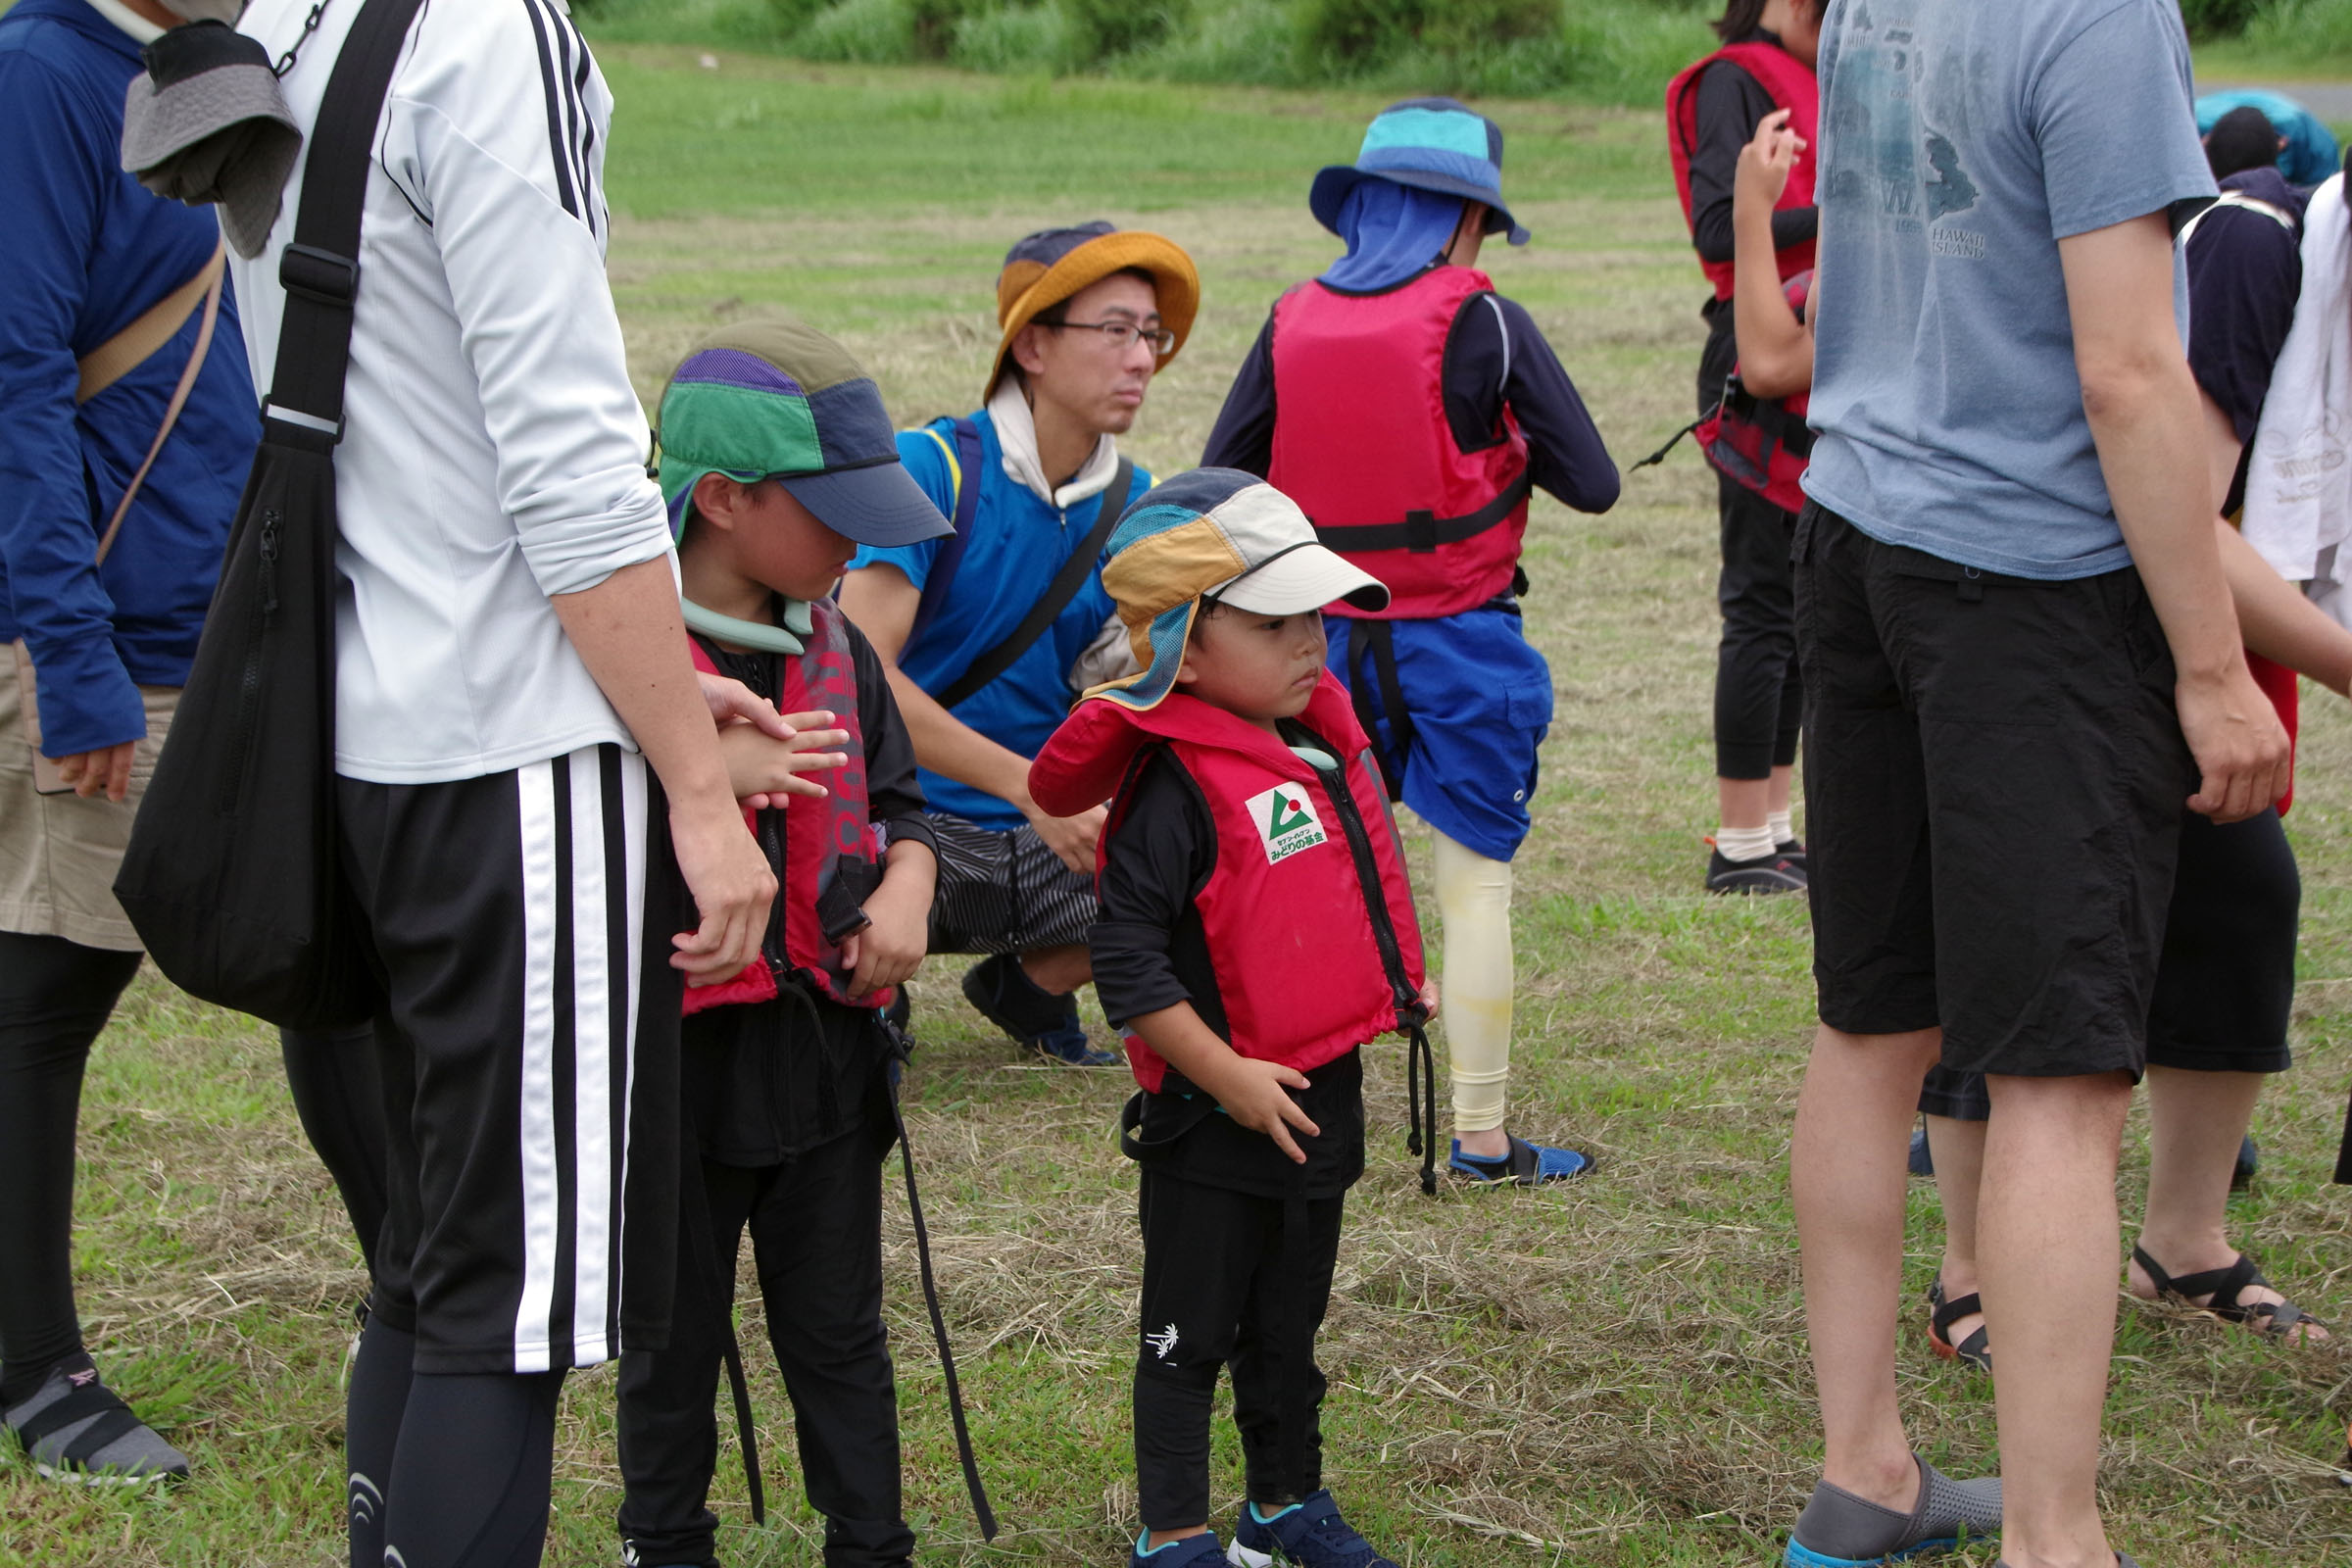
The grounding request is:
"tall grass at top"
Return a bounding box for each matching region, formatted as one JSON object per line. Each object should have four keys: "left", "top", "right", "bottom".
{"left": 574, "top": 0, "right": 1723, "bottom": 107}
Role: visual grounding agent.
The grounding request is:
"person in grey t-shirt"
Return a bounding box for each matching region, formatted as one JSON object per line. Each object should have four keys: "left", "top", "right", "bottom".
{"left": 1786, "top": 6, "right": 2291, "bottom": 1568}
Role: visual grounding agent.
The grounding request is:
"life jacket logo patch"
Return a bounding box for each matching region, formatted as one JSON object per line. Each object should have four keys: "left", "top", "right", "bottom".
{"left": 1246, "top": 783, "right": 1328, "bottom": 864}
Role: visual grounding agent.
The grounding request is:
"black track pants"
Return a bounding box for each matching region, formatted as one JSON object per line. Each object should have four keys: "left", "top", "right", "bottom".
{"left": 616, "top": 1132, "right": 911, "bottom": 1568}
{"left": 1132, "top": 1171, "right": 1345, "bottom": 1533}
{"left": 0, "top": 932, "right": 140, "bottom": 1400}
{"left": 281, "top": 1022, "right": 392, "bottom": 1278}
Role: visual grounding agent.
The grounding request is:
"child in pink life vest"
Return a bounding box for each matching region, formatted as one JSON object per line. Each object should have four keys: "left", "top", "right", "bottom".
{"left": 1029, "top": 467, "right": 1435, "bottom": 1568}
{"left": 615, "top": 319, "right": 950, "bottom": 1568}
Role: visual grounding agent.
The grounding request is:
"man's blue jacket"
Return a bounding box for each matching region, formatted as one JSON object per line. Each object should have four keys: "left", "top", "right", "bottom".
{"left": 0, "top": 0, "right": 260, "bottom": 758}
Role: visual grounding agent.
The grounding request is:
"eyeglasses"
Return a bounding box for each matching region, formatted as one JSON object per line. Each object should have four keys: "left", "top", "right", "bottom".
{"left": 1037, "top": 318, "right": 1177, "bottom": 356}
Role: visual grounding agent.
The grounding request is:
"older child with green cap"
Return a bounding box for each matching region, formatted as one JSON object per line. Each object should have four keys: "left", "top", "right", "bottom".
{"left": 1203, "top": 98, "right": 1620, "bottom": 1186}
{"left": 1030, "top": 466, "right": 1433, "bottom": 1568}
{"left": 615, "top": 318, "right": 949, "bottom": 1568}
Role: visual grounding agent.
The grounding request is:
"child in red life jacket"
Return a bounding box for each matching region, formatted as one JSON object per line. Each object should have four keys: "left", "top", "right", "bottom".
{"left": 1029, "top": 467, "right": 1436, "bottom": 1568}
{"left": 614, "top": 320, "right": 952, "bottom": 1568}
{"left": 1201, "top": 97, "right": 1619, "bottom": 1188}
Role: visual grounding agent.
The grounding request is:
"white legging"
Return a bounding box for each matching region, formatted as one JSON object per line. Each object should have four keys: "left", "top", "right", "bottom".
{"left": 1432, "top": 829, "right": 1514, "bottom": 1134}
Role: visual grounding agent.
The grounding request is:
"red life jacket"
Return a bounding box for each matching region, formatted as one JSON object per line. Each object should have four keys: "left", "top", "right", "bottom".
{"left": 683, "top": 598, "right": 891, "bottom": 1015}
{"left": 1695, "top": 269, "right": 1814, "bottom": 514}
{"left": 1029, "top": 674, "right": 1426, "bottom": 1093}
{"left": 1267, "top": 267, "right": 1532, "bottom": 620}
{"left": 1667, "top": 39, "right": 1819, "bottom": 300}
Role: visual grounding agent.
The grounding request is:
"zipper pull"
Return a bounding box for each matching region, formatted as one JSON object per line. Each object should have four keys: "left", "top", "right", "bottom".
{"left": 258, "top": 509, "right": 282, "bottom": 615}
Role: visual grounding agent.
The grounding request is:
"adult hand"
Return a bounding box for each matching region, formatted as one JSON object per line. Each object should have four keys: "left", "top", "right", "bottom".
{"left": 841, "top": 867, "right": 930, "bottom": 1002}
{"left": 716, "top": 710, "right": 851, "bottom": 808}
{"left": 1204, "top": 1056, "right": 1319, "bottom": 1165}
{"left": 1737, "top": 107, "right": 1803, "bottom": 212}
{"left": 55, "top": 741, "right": 136, "bottom": 803}
{"left": 1027, "top": 802, "right": 1106, "bottom": 874}
{"left": 1417, "top": 976, "right": 1441, "bottom": 1023}
{"left": 696, "top": 671, "right": 795, "bottom": 740}
{"left": 668, "top": 795, "right": 779, "bottom": 985}
{"left": 2178, "top": 665, "right": 2292, "bottom": 822}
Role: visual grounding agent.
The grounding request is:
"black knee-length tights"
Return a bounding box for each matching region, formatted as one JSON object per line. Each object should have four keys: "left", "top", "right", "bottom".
{"left": 0, "top": 930, "right": 390, "bottom": 1407}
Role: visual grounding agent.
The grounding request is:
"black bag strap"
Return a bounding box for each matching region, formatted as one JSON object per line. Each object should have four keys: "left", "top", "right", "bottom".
{"left": 933, "top": 454, "right": 1132, "bottom": 711}
{"left": 906, "top": 416, "right": 983, "bottom": 649}
{"left": 1309, "top": 469, "right": 1530, "bottom": 557}
{"left": 260, "top": 0, "right": 426, "bottom": 447}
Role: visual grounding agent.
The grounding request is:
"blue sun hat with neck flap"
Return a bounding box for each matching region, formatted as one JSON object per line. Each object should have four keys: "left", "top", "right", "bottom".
{"left": 1310, "top": 96, "right": 1530, "bottom": 248}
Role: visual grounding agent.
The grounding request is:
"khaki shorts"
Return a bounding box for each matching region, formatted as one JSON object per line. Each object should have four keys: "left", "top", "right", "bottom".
{"left": 0, "top": 651, "right": 175, "bottom": 952}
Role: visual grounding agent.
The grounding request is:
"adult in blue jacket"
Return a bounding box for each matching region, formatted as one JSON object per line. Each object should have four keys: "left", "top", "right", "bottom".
{"left": 0, "top": 0, "right": 259, "bottom": 1487}
{"left": 840, "top": 222, "right": 1198, "bottom": 1066}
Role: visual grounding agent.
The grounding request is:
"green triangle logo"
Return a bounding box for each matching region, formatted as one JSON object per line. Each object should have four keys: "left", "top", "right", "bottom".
{"left": 1266, "top": 791, "right": 1312, "bottom": 839}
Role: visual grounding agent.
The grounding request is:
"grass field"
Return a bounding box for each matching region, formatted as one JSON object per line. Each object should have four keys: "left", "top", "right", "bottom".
{"left": 8, "top": 41, "right": 2352, "bottom": 1568}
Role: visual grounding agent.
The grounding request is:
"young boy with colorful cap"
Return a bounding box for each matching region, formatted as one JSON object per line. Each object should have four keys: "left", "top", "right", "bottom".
{"left": 614, "top": 319, "right": 948, "bottom": 1568}
{"left": 1029, "top": 467, "right": 1433, "bottom": 1568}
{"left": 1203, "top": 98, "right": 1620, "bottom": 1186}
{"left": 841, "top": 221, "right": 1198, "bottom": 1068}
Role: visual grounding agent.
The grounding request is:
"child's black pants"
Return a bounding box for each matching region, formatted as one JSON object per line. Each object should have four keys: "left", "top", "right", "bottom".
{"left": 617, "top": 1132, "right": 910, "bottom": 1568}
{"left": 1133, "top": 1169, "right": 1345, "bottom": 1532}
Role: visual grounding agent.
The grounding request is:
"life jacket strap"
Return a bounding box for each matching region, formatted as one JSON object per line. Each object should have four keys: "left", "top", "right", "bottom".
{"left": 1310, "top": 470, "right": 1532, "bottom": 555}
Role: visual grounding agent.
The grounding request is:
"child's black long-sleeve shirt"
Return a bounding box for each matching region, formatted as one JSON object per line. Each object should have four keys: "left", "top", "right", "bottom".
{"left": 1093, "top": 743, "right": 1366, "bottom": 1200}
{"left": 685, "top": 616, "right": 933, "bottom": 1166}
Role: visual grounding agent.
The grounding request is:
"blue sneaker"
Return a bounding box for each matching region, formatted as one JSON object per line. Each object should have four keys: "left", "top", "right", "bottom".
{"left": 1129, "top": 1531, "right": 1228, "bottom": 1568}
{"left": 961, "top": 956, "right": 1118, "bottom": 1066}
{"left": 1446, "top": 1134, "right": 1592, "bottom": 1186}
{"left": 1226, "top": 1492, "right": 1399, "bottom": 1568}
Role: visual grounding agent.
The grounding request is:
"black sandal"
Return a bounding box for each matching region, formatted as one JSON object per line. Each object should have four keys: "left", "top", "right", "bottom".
{"left": 1926, "top": 1276, "right": 1992, "bottom": 1371}
{"left": 2131, "top": 1245, "right": 2322, "bottom": 1339}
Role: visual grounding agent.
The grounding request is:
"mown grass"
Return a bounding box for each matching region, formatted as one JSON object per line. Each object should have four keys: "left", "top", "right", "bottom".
{"left": 7, "top": 41, "right": 2352, "bottom": 1568}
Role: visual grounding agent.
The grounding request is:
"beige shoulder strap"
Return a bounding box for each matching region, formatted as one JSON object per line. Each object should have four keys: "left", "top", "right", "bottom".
{"left": 74, "top": 236, "right": 226, "bottom": 408}
{"left": 82, "top": 237, "right": 229, "bottom": 565}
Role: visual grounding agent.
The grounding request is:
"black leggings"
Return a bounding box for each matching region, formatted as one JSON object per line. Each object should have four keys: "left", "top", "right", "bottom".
{"left": 1699, "top": 318, "right": 1803, "bottom": 782}
{"left": 0, "top": 924, "right": 391, "bottom": 1406}
{"left": 0, "top": 932, "right": 142, "bottom": 1399}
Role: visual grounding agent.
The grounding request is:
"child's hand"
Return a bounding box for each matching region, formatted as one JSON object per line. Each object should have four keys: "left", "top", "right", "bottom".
{"left": 1735, "top": 107, "right": 1804, "bottom": 215}
{"left": 841, "top": 855, "right": 931, "bottom": 1001}
{"left": 1206, "top": 1056, "right": 1320, "bottom": 1165}
{"left": 717, "top": 710, "right": 850, "bottom": 807}
{"left": 1417, "top": 976, "right": 1440, "bottom": 1022}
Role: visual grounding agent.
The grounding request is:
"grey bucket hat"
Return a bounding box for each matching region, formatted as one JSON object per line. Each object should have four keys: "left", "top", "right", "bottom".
{"left": 121, "top": 19, "right": 301, "bottom": 260}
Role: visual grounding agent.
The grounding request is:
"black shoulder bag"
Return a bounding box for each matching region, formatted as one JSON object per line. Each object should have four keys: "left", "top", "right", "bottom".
{"left": 114, "top": 0, "right": 425, "bottom": 1030}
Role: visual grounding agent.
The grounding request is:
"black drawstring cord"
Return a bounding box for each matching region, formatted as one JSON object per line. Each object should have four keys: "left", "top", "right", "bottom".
{"left": 880, "top": 1011, "right": 1000, "bottom": 1541}
{"left": 1402, "top": 1015, "right": 1438, "bottom": 1196}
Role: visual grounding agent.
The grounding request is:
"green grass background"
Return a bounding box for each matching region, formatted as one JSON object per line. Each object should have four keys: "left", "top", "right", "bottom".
{"left": 6, "top": 31, "right": 2352, "bottom": 1568}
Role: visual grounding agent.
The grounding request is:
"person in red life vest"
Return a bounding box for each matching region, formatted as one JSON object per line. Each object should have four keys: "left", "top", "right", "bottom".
{"left": 1734, "top": 108, "right": 2340, "bottom": 1370}
{"left": 1029, "top": 468, "right": 1437, "bottom": 1568}
{"left": 615, "top": 320, "right": 947, "bottom": 1568}
{"left": 1667, "top": 0, "right": 1823, "bottom": 894}
{"left": 1202, "top": 98, "right": 1619, "bottom": 1188}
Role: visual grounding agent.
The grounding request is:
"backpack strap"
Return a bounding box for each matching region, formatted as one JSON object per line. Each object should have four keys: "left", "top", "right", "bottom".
{"left": 260, "top": 0, "right": 429, "bottom": 447}
{"left": 931, "top": 453, "right": 1134, "bottom": 711}
{"left": 2180, "top": 190, "right": 2301, "bottom": 248}
{"left": 906, "top": 416, "right": 982, "bottom": 649}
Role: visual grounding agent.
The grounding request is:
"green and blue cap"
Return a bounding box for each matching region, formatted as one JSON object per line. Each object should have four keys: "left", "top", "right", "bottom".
{"left": 1309, "top": 96, "right": 1530, "bottom": 247}
{"left": 1086, "top": 467, "right": 1388, "bottom": 712}
{"left": 656, "top": 318, "right": 950, "bottom": 548}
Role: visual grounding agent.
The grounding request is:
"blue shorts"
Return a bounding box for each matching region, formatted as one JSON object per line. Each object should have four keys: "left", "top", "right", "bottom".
{"left": 1324, "top": 607, "right": 1552, "bottom": 862}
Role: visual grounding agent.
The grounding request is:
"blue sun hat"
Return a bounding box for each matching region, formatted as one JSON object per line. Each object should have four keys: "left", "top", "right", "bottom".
{"left": 1086, "top": 468, "right": 1388, "bottom": 712}
{"left": 1309, "top": 96, "right": 1530, "bottom": 247}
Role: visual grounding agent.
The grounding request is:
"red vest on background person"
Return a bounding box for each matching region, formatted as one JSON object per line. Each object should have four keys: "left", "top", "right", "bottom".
{"left": 683, "top": 598, "right": 891, "bottom": 1016}
{"left": 1029, "top": 675, "right": 1426, "bottom": 1093}
{"left": 1667, "top": 39, "right": 1818, "bottom": 299}
{"left": 1696, "top": 270, "right": 1814, "bottom": 514}
{"left": 1267, "top": 267, "right": 1532, "bottom": 620}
